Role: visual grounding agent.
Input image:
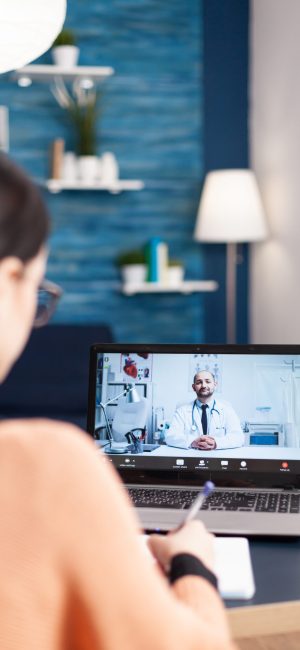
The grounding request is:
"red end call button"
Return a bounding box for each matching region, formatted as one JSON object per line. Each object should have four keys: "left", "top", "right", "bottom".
{"left": 281, "top": 461, "right": 289, "bottom": 469}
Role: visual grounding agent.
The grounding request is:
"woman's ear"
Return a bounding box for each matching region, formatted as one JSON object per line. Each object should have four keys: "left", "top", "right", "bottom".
{"left": 0, "top": 257, "right": 24, "bottom": 292}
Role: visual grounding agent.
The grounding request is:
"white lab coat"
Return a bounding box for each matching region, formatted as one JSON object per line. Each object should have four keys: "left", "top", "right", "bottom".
{"left": 165, "top": 398, "right": 244, "bottom": 450}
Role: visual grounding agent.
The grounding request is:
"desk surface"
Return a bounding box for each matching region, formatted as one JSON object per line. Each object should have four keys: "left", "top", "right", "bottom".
{"left": 97, "top": 440, "right": 300, "bottom": 460}
{"left": 149, "top": 445, "right": 299, "bottom": 459}
{"left": 228, "top": 536, "right": 300, "bottom": 608}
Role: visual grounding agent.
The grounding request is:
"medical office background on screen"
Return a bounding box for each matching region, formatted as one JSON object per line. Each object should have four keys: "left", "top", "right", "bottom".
{"left": 93, "top": 352, "right": 300, "bottom": 461}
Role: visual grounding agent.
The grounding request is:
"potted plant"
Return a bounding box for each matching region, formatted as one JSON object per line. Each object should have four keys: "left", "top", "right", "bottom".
{"left": 116, "top": 249, "right": 147, "bottom": 285}
{"left": 52, "top": 79, "right": 100, "bottom": 182}
{"left": 71, "top": 90, "right": 99, "bottom": 182}
{"left": 167, "top": 259, "right": 184, "bottom": 286}
{"left": 51, "top": 28, "right": 79, "bottom": 67}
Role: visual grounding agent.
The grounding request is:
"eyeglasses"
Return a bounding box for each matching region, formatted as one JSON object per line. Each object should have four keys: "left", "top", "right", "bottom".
{"left": 34, "top": 279, "right": 63, "bottom": 328}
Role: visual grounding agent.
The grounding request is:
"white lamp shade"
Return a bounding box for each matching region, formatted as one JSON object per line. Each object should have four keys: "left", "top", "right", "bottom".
{"left": 194, "top": 169, "right": 268, "bottom": 243}
{"left": 126, "top": 385, "right": 141, "bottom": 404}
{"left": 0, "top": 0, "right": 66, "bottom": 73}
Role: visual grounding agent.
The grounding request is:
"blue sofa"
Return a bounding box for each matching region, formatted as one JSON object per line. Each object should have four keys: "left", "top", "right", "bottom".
{"left": 0, "top": 324, "right": 113, "bottom": 429}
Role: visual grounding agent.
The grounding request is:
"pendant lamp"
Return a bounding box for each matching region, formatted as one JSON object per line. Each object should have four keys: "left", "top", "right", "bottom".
{"left": 0, "top": 0, "right": 66, "bottom": 73}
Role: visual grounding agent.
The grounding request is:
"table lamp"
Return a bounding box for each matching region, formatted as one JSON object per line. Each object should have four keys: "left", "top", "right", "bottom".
{"left": 99, "top": 383, "right": 141, "bottom": 454}
{"left": 194, "top": 169, "right": 268, "bottom": 343}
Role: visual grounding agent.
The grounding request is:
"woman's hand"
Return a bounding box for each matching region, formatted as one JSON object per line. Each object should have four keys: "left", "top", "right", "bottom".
{"left": 147, "top": 520, "right": 215, "bottom": 574}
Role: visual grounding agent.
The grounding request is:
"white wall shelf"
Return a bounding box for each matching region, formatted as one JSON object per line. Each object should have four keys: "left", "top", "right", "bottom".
{"left": 13, "top": 65, "right": 144, "bottom": 192}
{"left": 43, "top": 178, "right": 144, "bottom": 194}
{"left": 122, "top": 280, "right": 218, "bottom": 296}
{"left": 13, "top": 64, "right": 114, "bottom": 85}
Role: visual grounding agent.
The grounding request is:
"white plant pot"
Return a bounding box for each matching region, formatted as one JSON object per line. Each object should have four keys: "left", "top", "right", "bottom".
{"left": 52, "top": 45, "right": 79, "bottom": 67}
{"left": 61, "top": 152, "right": 78, "bottom": 182}
{"left": 121, "top": 264, "right": 147, "bottom": 285}
{"left": 96, "top": 156, "right": 103, "bottom": 181}
{"left": 101, "top": 151, "right": 119, "bottom": 184}
{"left": 78, "top": 155, "right": 98, "bottom": 183}
{"left": 167, "top": 266, "right": 184, "bottom": 286}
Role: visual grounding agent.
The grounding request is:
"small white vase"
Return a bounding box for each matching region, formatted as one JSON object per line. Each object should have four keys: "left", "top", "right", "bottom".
{"left": 52, "top": 45, "right": 79, "bottom": 67}
{"left": 121, "top": 264, "right": 147, "bottom": 285}
{"left": 101, "top": 152, "right": 119, "bottom": 184}
{"left": 96, "top": 156, "right": 103, "bottom": 181}
{"left": 61, "top": 152, "right": 78, "bottom": 182}
{"left": 78, "top": 155, "right": 98, "bottom": 183}
{"left": 167, "top": 266, "right": 184, "bottom": 286}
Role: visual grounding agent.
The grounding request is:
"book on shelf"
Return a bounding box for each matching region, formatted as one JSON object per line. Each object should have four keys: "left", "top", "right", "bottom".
{"left": 146, "top": 238, "right": 169, "bottom": 283}
{"left": 50, "top": 138, "right": 65, "bottom": 180}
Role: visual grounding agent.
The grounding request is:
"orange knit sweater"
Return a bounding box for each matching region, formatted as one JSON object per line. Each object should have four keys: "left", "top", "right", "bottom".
{"left": 0, "top": 419, "right": 236, "bottom": 650}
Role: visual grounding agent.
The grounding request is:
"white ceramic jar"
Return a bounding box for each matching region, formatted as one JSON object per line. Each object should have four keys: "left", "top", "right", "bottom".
{"left": 52, "top": 45, "right": 79, "bottom": 67}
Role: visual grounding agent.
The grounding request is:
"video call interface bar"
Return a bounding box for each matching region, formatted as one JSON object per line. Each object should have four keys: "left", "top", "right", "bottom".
{"left": 108, "top": 454, "right": 297, "bottom": 475}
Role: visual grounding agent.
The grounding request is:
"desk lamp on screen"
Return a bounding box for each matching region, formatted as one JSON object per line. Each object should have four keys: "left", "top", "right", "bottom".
{"left": 100, "top": 384, "right": 142, "bottom": 454}
{"left": 194, "top": 169, "right": 268, "bottom": 343}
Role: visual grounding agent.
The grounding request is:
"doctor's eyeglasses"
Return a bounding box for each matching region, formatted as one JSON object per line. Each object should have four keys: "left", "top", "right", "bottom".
{"left": 34, "top": 279, "right": 63, "bottom": 328}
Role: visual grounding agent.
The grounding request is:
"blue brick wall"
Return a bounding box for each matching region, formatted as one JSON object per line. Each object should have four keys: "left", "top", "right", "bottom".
{"left": 0, "top": 0, "right": 206, "bottom": 343}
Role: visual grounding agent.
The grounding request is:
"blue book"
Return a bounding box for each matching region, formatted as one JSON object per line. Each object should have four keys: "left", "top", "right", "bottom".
{"left": 146, "top": 237, "right": 161, "bottom": 282}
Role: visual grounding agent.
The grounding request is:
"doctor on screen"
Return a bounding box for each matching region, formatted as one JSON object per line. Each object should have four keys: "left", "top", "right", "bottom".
{"left": 165, "top": 370, "right": 244, "bottom": 450}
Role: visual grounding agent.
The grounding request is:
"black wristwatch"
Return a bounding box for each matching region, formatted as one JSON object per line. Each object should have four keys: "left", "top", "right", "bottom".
{"left": 169, "top": 553, "right": 218, "bottom": 591}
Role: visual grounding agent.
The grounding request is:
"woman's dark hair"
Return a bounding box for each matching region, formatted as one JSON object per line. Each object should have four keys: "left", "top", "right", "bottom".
{"left": 0, "top": 154, "right": 50, "bottom": 262}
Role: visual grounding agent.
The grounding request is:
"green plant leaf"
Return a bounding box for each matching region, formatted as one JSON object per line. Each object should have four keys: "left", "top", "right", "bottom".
{"left": 53, "top": 29, "right": 76, "bottom": 47}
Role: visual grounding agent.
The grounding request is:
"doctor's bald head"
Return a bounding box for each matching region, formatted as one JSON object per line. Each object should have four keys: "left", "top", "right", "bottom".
{"left": 192, "top": 370, "right": 217, "bottom": 402}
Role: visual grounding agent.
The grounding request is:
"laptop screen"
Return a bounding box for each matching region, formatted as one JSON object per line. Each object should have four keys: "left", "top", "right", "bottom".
{"left": 87, "top": 344, "right": 300, "bottom": 483}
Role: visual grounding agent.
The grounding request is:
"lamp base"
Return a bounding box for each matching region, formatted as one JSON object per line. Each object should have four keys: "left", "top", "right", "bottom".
{"left": 105, "top": 445, "right": 129, "bottom": 454}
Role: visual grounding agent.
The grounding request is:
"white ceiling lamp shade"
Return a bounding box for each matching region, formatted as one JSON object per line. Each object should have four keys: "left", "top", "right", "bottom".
{"left": 194, "top": 169, "right": 268, "bottom": 243}
{"left": 0, "top": 0, "right": 67, "bottom": 73}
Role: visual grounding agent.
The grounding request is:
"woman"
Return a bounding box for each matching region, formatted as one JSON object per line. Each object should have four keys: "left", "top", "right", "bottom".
{"left": 0, "top": 154, "right": 236, "bottom": 649}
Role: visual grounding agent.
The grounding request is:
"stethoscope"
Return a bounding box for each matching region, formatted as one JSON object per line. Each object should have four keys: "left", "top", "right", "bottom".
{"left": 191, "top": 399, "right": 217, "bottom": 433}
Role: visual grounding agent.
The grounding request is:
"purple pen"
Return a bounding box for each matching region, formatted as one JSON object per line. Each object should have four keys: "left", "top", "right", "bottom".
{"left": 177, "top": 481, "right": 215, "bottom": 529}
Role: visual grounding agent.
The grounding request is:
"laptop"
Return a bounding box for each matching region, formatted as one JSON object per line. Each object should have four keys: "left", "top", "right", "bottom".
{"left": 87, "top": 343, "right": 300, "bottom": 536}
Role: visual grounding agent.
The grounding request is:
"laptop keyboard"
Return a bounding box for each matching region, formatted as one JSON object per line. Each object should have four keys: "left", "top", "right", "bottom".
{"left": 128, "top": 488, "right": 300, "bottom": 513}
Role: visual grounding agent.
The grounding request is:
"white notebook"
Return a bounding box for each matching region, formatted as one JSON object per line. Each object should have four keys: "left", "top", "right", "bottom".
{"left": 141, "top": 535, "right": 255, "bottom": 600}
{"left": 213, "top": 536, "right": 255, "bottom": 600}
